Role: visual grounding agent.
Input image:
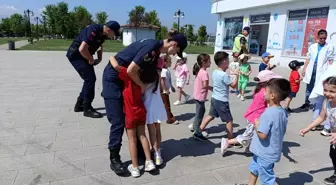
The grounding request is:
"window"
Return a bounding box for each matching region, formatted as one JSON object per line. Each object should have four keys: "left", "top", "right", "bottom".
{"left": 283, "top": 7, "right": 329, "bottom": 57}
{"left": 222, "top": 17, "right": 243, "bottom": 50}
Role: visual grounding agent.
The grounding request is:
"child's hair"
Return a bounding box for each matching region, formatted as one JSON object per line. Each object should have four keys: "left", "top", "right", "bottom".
{"left": 254, "top": 82, "right": 267, "bottom": 95}
{"left": 240, "top": 57, "right": 248, "bottom": 64}
{"left": 193, "top": 53, "right": 210, "bottom": 76}
{"left": 162, "top": 54, "right": 171, "bottom": 62}
{"left": 214, "top": 51, "right": 229, "bottom": 66}
{"left": 324, "top": 76, "right": 336, "bottom": 85}
{"left": 167, "top": 29, "right": 179, "bottom": 40}
{"left": 266, "top": 78, "right": 291, "bottom": 101}
{"left": 139, "top": 66, "right": 160, "bottom": 93}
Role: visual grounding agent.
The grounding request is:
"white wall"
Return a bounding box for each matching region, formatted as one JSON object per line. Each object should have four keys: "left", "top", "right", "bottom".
{"left": 213, "top": 0, "right": 336, "bottom": 66}
{"left": 122, "top": 29, "right": 157, "bottom": 46}
{"left": 211, "top": 0, "right": 303, "bottom": 14}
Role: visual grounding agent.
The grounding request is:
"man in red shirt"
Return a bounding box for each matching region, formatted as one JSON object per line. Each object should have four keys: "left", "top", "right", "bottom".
{"left": 284, "top": 60, "right": 304, "bottom": 113}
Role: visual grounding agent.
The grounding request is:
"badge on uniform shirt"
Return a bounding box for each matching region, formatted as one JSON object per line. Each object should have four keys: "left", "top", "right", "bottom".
{"left": 144, "top": 53, "right": 152, "bottom": 62}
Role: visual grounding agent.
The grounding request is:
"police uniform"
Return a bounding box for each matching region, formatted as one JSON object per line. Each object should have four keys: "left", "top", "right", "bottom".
{"left": 66, "top": 21, "right": 120, "bottom": 118}
{"left": 102, "top": 39, "right": 163, "bottom": 174}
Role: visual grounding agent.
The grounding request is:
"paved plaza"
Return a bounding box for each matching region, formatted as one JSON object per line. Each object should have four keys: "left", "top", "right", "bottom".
{"left": 0, "top": 50, "right": 332, "bottom": 185}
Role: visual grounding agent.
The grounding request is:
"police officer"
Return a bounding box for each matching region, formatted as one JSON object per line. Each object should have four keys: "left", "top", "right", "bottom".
{"left": 102, "top": 30, "right": 188, "bottom": 175}
{"left": 66, "top": 21, "right": 121, "bottom": 118}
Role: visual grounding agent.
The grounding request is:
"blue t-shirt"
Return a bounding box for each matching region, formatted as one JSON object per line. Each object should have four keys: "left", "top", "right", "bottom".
{"left": 250, "top": 106, "right": 288, "bottom": 163}
{"left": 259, "top": 63, "right": 267, "bottom": 72}
{"left": 211, "top": 69, "right": 232, "bottom": 102}
{"left": 314, "top": 44, "right": 324, "bottom": 63}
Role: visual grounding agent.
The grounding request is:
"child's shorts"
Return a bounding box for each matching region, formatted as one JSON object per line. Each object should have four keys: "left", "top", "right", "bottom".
{"left": 238, "top": 81, "right": 248, "bottom": 91}
{"left": 236, "top": 121, "right": 254, "bottom": 146}
{"left": 208, "top": 98, "right": 233, "bottom": 123}
{"left": 289, "top": 92, "right": 297, "bottom": 98}
{"left": 249, "top": 155, "right": 275, "bottom": 185}
{"left": 176, "top": 77, "right": 186, "bottom": 88}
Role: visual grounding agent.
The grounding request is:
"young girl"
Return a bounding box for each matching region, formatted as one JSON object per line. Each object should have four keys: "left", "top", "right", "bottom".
{"left": 300, "top": 76, "right": 336, "bottom": 185}
{"left": 237, "top": 54, "right": 252, "bottom": 101}
{"left": 229, "top": 58, "right": 240, "bottom": 94}
{"left": 221, "top": 70, "right": 282, "bottom": 155}
{"left": 173, "top": 52, "right": 190, "bottom": 105}
{"left": 188, "top": 53, "right": 212, "bottom": 134}
{"left": 144, "top": 58, "right": 167, "bottom": 166}
{"left": 160, "top": 55, "right": 179, "bottom": 125}
{"left": 110, "top": 60, "right": 156, "bottom": 178}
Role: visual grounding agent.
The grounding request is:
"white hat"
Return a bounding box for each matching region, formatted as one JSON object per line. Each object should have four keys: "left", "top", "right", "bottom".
{"left": 238, "top": 53, "right": 251, "bottom": 60}
{"left": 176, "top": 52, "right": 188, "bottom": 60}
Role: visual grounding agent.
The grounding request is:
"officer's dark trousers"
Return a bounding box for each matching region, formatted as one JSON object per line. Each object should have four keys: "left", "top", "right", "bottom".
{"left": 69, "top": 58, "right": 96, "bottom": 102}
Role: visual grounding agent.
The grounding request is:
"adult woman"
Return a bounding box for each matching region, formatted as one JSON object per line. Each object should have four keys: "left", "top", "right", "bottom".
{"left": 301, "top": 29, "right": 335, "bottom": 110}
{"left": 101, "top": 30, "right": 187, "bottom": 175}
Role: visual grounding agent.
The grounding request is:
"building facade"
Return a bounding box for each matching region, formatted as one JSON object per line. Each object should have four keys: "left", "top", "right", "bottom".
{"left": 212, "top": 0, "right": 336, "bottom": 66}
{"left": 121, "top": 23, "right": 160, "bottom": 46}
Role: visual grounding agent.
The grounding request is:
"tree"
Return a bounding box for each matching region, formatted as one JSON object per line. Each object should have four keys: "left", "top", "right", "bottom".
{"left": 158, "top": 26, "right": 168, "bottom": 40}
{"left": 0, "top": 18, "right": 12, "bottom": 34}
{"left": 96, "top": 12, "right": 108, "bottom": 24}
{"left": 43, "top": 4, "right": 57, "bottom": 36}
{"left": 55, "top": 2, "right": 69, "bottom": 37}
{"left": 144, "top": 10, "right": 160, "bottom": 26}
{"left": 128, "top": 5, "right": 146, "bottom": 26}
{"left": 180, "top": 26, "right": 186, "bottom": 35}
{"left": 186, "top": 24, "right": 195, "bottom": 42}
{"left": 197, "top": 25, "right": 207, "bottom": 44}
{"left": 73, "top": 6, "right": 93, "bottom": 32}
{"left": 172, "top": 22, "right": 178, "bottom": 31}
{"left": 10, "top": 13, "right": 25, "bottom": 36}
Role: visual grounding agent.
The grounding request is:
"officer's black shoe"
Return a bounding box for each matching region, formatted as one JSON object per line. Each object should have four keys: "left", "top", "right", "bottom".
{"left": 83, "top": 101, "right": 103, "bottom": 118}
{"left": 74, "top": 97, "right": 84, "bottom": 112}
{"left": 109, "top": 148, "right": 127, "bottom": 175}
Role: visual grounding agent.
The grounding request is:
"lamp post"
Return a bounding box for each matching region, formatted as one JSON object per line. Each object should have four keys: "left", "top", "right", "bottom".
{"left": 42, "top": 15, "right": 47, "bottom": 41}
{"left": 24, "top": 9, "right": 34, "bottom": 40}
{"left": 174, "top": 9, "right": 184, "bottom": 32}
{"left": 34, "top": 17, "right": 40, "bottom": 41}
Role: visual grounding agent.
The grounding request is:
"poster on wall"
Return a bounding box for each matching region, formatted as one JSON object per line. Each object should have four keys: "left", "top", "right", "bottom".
{"left": 222, "top": 17, "right": 243, "bottom": 50}
{"left": 302, "top": 7, "right": 329, "bottom": 56}
{"left": 283, "top": 9, "right": 307, "bottom": 56}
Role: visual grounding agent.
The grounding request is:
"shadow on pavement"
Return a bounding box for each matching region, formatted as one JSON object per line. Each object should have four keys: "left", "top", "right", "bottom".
{"left": 308, "top": 166, "right": 334, "bottom": 174}
{"left": 282, "top": 141, "right": 301, "bottom": 163}
{"left": 276, "top": 172, "right": 313, "bottom": 185}
{"left": 175, "top": 113, "right": 195, "bottom": 121}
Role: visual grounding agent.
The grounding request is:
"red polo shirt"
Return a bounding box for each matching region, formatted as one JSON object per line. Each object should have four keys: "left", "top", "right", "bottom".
{"left": 289, "top": 70, "right": 300, "bottom": 93}
{"left": 118, "top": 66, "right": 146, "bottom": 129}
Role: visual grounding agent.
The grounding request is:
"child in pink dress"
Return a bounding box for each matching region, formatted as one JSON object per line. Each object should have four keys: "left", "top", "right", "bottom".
{"left": 173, "top": 52, "right": 190, "bottom": 105}
{"left": 220, "top": 70, "right": 282, "bottom": 155}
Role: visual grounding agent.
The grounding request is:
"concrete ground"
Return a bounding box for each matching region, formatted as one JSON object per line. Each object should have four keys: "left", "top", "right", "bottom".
{"left": 0, "top": 50, "right": 332, "bottom": 185}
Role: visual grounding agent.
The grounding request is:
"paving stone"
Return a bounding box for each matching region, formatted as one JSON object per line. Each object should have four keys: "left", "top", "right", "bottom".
{"left": 0, "top": 51, "right": 332, "bottom": 184}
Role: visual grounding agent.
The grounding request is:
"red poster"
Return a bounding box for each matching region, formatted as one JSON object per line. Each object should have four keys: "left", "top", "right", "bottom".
{"left": 302, "top": 7, "right": 329, "bottom": 56}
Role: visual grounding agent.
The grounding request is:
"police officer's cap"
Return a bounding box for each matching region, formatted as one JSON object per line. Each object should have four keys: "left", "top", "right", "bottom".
{"left": 106, "top": 21, "right": 121, "bottom": 36}
{"left": 172, "top": 34, "right": 188, "bottom": 58}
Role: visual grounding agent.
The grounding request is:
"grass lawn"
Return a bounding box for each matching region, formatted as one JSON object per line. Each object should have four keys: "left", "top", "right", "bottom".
{"left": 20, "top": 39, "right": 214, "bottom": 54}
{"left": 0, "top": 37, "right": 26, "bottom": 45}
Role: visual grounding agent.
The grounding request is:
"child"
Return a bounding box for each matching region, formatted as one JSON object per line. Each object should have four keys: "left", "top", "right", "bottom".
{"left": 193, "top": 51, "right": 238, "bottom": 141}
{"left": 144, "top": 58, "right": 168, "bottom": 166}
{"left": 300, "top": 76, "right": 336, "bottom": 185}
{"left": 259, "top": 52, "right": 277, "bottom": 72}
{"left": 237, "top": 54, "right": 252, "bottom": 101}
{"left": 160, "top": 55, "right": 179, "bottom": 125}
{"left": 110, "top": 60, "right": 156, "bottom": 178}
{"left": 173, "top": 52, "right": 190, "bottom": 105}
{"left": 284, "top": 60, "right": 304, "bottom": 113}
{"left": 188, "top": 53, "right": 212, "bottom": 134}
{"left": 221, "top": 70, "right": 282, "bottom": 155}
{"left": 229, "top": 58, "right": 240, "bottom": 94}
{"left": 248, "top": 78, "right": 291, "bottom": 185}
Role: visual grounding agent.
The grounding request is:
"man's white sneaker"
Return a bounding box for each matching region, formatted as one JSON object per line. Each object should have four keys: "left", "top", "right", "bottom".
{"left": 128, "top": 164, "right": 140, "bottom": 178}
{"left": 173, "top": 100, "right": 181, "bottom": 106}
{"left": 221, "top": 138, "right": 229, "bottom": 156}
{"left": 237, "top": 94, "right": 241, "bottom": 98}
{"left": 144, "top": 160, "right": 156, "bottom": 172}
{"left": 240, "top": 96, "right": 245, "bottom": 101}
{"left": 188, "top": 124, "right": 194, "bottom": 132}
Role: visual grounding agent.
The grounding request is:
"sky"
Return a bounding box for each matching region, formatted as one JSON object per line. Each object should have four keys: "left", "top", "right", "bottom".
{"left": 0, "top": 0, "right": 218, "bottom": 35}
